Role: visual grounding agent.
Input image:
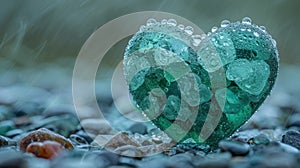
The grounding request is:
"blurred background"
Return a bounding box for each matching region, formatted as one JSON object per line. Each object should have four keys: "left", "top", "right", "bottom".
{"left": 1, "top": 0, "right": 299, "bottom": 64}
{"left": 0, "top": 0, "right": 299, "bottom": 126}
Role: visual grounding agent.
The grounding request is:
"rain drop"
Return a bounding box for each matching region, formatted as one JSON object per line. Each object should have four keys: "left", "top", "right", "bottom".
{"left": 260, "top": 26, "right": 266, "bottom": 32}
{"left": 242, "top": 17, "right": 252, "bottom": 25}
{"left": 221, "top": 20, "right": 230, "bottom": 27}
{"left": 167, "top": 19, "right": 177, "bottom": 26}
{"left": 271, "top": 39, "right": 277, "bottom": 47}
{"left": 201, "top": 34, "right": 207, "bottom": 39}
{"left": 139, "top": 25, "right": 146, "bottom": 31}
{"left": 161, "top": 19, "right": 167, "bottom": 25}
{"left": 253, "top": 31, "right": 259, "bottom": 37}
{"left": 146, "top": 18, "right": 157, "bottom": 26}
{"left": 178, "top": 24, "right": 184, "bottom": 30}
{"left": 184, "top": 26, "right": 194, "bottom": 35}
{"left": 191, "top": 35, "right": 202, "bottom": 46}
{"left": 211, "top": 26, "right": 218, "bottom": 33}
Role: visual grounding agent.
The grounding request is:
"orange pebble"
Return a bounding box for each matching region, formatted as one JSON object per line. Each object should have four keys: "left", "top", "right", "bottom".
{"left": 26, "top": 140, "right": 64, "bottom": 159}
{"left": 19, "top": 128, "right": 74, "bottom": 151}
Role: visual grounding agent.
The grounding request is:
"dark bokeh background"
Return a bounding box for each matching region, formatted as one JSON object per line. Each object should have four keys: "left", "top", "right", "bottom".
{"left": 0, "top": 0, "right": 299, "bottom": 67}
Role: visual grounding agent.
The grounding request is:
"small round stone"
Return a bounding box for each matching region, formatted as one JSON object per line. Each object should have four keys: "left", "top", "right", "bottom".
{"left": 282, "top": 130, "right": 300, "bottom": 150}
{"left": 26, "top": 140, "right": 64, "bottom": 159}
{"left": 218, "top": 140, "right": 250, "bottom": 156}
{"left": 128, "top": 123, "right": 148, "bottom": 135}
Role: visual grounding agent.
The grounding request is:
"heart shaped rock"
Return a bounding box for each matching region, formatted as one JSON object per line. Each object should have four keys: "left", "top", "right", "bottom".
{"left": 123, "top": 17, "right": 278, "bottom": 146}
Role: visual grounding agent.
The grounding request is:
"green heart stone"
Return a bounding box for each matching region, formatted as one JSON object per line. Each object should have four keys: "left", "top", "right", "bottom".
{"left": 123, "top": 18, "right": 278, "bottom": 146}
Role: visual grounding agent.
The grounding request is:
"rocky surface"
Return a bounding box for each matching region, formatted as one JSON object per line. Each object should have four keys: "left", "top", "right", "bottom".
{"left": 0, "top": 61, "right": 299, "bottom": 167}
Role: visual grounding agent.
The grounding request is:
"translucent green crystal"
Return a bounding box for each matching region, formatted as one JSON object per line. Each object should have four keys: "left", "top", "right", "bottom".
{"left": 123, "top": 18, "right": 279, "bottom": 146}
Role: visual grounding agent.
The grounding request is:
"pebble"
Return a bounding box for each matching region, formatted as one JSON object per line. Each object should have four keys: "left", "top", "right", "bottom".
{"left": 0, "top": 120, "right": 15, "bottom": 135}
{"left": 69, "top": 134, "right": 88, "bottom": 145}
{"left": 128, "top": 123, "right": 147, "bottom": 135}
{"left": 104, "top": 132, "right": 139, "bottom": 150}
{"left": 19, "top": 128, "right": 74, "bottom": 151}
{"left": 75, "top": 130, "right": 93, "bottom": 143}
{"left": 0, "top": 150, "right": 27, "bottom": 168}
{"left": 193, "top": 158, "right": 230, "bottom": 168}
{"left": 250, "top": 133, "right": 270, "bottom": 145}
{"left": 84, "top": 151, "right": 119, "bottom": 167}
{"left": 0, "top": 135, "right": 9, "bottom": 146}
{"left": 5, "top": 129, "right": 24, "bottom": 138}
{"left": 26, "top": 140, "right": 64, "bottom": 159}
{"left": 91, "top": 134, "right": 114, "bottom": 147}
{"left": 81, "top": 118, "right": 112, "bottom": 135}
{"left": 282, "top": 130, "right": 300, "bottom": 150}
{"left": 218, "top": 140, "right": 250, "bottom": 156}
{"left": 114, "top": 145, "right": 143, "bottom": 157}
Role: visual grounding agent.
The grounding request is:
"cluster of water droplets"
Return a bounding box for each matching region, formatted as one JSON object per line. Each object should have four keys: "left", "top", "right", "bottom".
{"left": 141, "top": 18, "right": 205, "bottom": 47}
{"left": 123, "top": 17, "right": 279, "bottom": 145}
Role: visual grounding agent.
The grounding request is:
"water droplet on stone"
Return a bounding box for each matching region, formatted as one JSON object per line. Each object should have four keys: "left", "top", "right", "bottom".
{"left": 161, "top": 19, "right": 167, "bottom": 24}
{"left": 242, "top": 17, "right": 252, "bottom": 25}
{"left": 191, "top": 35, "right": 202, "bottom": 46}
{"left": 167, "top": 19, "right": 177, "bottom": 26}
{"left": 184, "top": 26, "right": 194, "bottom": 35}
{"left": 271, "top": 39, "right": 277, "bottom": 47}
{"left": 221, "top": 20, "right": 230, "bottom": 27}
{"left": 260, "top": 26, "right": 266, "bottom": 32}
{"left": 253, "top": 31, "right": 259, "bottom": 37}
{"left": 211, "top": 26, "right": 218, "bottom": 33}
{"left": 139, "top": 25, "right": 146, "bottom": 31}
{"left": 146, "top": 18, "right": 157, "bottom": 26}
{"left": 177, "top": 24, "right": 184, "bottom": 30}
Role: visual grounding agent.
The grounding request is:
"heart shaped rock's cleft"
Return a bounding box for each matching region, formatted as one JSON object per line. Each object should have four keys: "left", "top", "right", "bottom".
{"left": 123, "top": 17, "right": 279, "bottom": 146}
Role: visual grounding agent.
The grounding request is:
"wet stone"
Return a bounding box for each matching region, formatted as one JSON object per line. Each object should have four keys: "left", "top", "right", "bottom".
{"left": 84, "top": 151, "right": 119, "bottom": 167}
{"left": 0, "top": 150, "right": 27, "bottom": 168}
{"left": 218, "top": 140, "right": 250, "bottom": 156}
{"left": 6, "top": 129, "right": 24, "bottom": 138}
{"left": 26, "top": 140, "right": 64, "bottom": 159}
{"left": 81, "top": 118, "right": 112, "bottom": 135}
{"left": 19, "top": 128, "right": 74, "bottom": 151}
{"left": 0, "top": 120, "right": 15, "bottom": 136}
{"left": 250, "top": 134, "right": 270, "bottom": 145}
{"left": 75, "top": 130, "right": 93, "bottom": 143}
{"left": 282, "top": 130, "right": 300, "bottom": 150}
{"left": 123, "top": 18, "right": 279, "bottom": 145}
{"left": 69, "top": 134, "right": 89, "bottom": 145}
{"left": 128, "top": 123, "right": 148, "bottom": 135}
{"left": 104, "top": 132, "right": 139, "bottom": 150}
{"left": 0, "top": 135, "right": 9, "bottom": 146}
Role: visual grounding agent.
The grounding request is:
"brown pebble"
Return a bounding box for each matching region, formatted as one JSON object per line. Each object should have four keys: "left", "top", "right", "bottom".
{"left": 104, "top": 132, "right": 139, "bottom": 150}
{"left": 19, "top": 128, "right": 74, "bottom": 151}
{"left": 26, "top": 140, "right": 64, "bottom": 159}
